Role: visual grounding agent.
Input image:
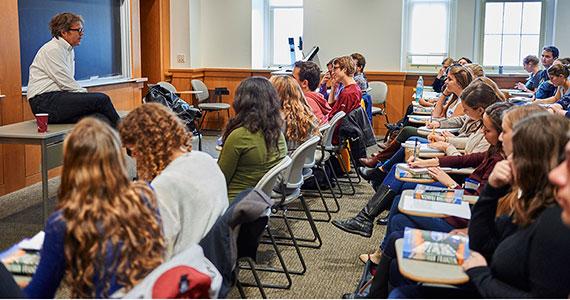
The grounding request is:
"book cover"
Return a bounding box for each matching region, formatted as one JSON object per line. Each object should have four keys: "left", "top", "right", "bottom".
{"left": 0, "top": 245, "right": 40, "bottom": 275}
{"left": 414, "top": 184, "right": 464, "bottom": 204}
{"left": 402, "top": 228, "right": 470, "bottom": 265}
{"left": 398, "top": 170, "right": 433, "bottom": 180}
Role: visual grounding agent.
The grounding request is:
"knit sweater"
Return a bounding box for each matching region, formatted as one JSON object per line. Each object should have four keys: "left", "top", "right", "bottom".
{"left": 152, "top": 151, "right": 228, "bottom": 259}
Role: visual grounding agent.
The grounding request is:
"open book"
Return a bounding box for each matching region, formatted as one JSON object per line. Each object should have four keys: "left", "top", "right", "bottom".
{"left": 402, "top": 227, "right": 470, "bottom": 265}
{"left": 417, "top": 126, "right": 460, "bottom": 134}
{"left": 402, "top": 142, "right": 443, "bottom": 154}
{"left": 0, "top": 245, "right": 40, "bottom": 275}
{"left": 0, "top": 231, "right": 44, "bottom": 276}
{"left": 397, "top": 163, "right": 452, "bottom": 175}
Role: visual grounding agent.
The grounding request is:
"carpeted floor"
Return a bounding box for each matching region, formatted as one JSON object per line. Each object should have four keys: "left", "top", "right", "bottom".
{"left": 0, "top": 135, "right": 387, "bottom": 298}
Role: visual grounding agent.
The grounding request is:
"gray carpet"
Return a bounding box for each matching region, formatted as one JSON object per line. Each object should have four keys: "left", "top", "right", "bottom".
{"left": 0, "top": 134, "right": 387, "bottom": 298}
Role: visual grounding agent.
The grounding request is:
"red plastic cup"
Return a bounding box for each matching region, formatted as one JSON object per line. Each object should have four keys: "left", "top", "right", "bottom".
{"left": 35, "top": 113, "right": 48, "bottom": 133}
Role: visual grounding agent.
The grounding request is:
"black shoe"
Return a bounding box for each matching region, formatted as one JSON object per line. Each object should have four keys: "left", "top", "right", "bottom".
{"left": 358, "top": 166, "right": 386, "bottom": 181}
{"left": 331, "top": 214, "right": 373, "bottom": 238}
{"left": 376, "top": 214, "right": 390, "bottom": 225}
{"left": 342, "top": 292, "right": 365, "bottom": 299}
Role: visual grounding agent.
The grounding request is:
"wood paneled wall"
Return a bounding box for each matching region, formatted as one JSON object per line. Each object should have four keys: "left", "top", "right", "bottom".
{"left": 0, "top": 0, "right": 144, "bottom": 196}
{"left": 167, "top": 69, "right": 527, "bottom": 135}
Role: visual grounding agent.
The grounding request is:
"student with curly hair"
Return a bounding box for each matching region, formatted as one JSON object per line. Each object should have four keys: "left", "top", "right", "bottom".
{"left": 218, "top": 76, "right": 287, "bottom": 200}
{"left": 25, "top": 118, "right": 165, "bottom": 298}
{"left": 270, "top": 75, "right": 320, "bottom": 152}
{"left": 119, "top": 103, "right": 228, "bottom": 258}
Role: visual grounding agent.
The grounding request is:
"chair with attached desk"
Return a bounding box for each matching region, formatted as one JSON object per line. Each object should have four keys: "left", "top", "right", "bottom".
{"left": 395, "top": 238, "right": 469, "bottom": 285}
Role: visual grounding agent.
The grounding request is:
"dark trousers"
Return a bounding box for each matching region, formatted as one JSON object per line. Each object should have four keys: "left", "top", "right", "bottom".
{"left": 0, "top": 263, "right": 24, "bottom": 298}
{"left": 28, "top": 91, "right": 120, "bottom": 128}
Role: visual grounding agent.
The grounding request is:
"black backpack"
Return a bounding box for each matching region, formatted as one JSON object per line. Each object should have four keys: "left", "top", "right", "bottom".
{"left": 144, "top": 85, "right": 202, "bottom": 133}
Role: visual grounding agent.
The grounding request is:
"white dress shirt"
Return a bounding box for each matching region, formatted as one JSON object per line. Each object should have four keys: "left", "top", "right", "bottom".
{"left": 27, "top": 37, "right": 87, "bottom": 100}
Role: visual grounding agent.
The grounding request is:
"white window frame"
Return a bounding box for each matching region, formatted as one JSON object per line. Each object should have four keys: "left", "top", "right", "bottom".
{"left": 402, "top": 0, "right": 456, "bottom": 72}
{"left": 476, "top": 0, "right": 553, "bottom": 74}
{"left": 267, "top": 0, "right": 303, "bottom": 67}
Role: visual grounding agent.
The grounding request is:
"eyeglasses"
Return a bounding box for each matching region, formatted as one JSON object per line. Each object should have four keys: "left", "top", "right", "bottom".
{"left": 68, "top": 28, "right": 84, "bottom": 34}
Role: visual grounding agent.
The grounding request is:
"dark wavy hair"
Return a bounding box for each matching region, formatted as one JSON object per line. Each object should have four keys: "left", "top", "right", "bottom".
{"left": 222, "top": 76, "right": 283, "bottom": 150}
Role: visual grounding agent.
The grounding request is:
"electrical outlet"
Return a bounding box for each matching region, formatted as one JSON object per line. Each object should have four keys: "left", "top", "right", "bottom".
{"left": 177, "top": 54, "right": 186, "bottom": 64}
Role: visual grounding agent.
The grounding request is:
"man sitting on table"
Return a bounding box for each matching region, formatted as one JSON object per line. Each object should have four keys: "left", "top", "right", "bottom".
{"left": 27, "top": 12, "right": 120, "bottom": 127}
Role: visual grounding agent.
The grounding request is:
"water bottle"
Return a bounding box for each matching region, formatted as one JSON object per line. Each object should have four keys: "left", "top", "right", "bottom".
{"left": 415, "top": 76, "right": 424, "bottom": 103}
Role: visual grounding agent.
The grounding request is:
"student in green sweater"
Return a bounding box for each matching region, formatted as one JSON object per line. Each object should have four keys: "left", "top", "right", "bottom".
{"left": 218, "top": 76, "right": 287, "bottom": 201}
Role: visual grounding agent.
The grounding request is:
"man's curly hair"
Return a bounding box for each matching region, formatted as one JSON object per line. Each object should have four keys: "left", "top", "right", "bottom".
{"left": 119, "top": 103, "right": 192, "bottom": 181}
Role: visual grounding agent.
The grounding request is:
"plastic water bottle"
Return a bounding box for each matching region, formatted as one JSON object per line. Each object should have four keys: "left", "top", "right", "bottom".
{"left": 415, "top": 76, "right": 424, "bottom": 103}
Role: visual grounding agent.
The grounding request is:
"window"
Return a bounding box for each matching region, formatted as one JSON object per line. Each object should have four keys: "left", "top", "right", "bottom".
{"left": 252, "top": 0, "right": 303, "bottom": 68}
{"left": 404, "top": 0, "right": 452, "bottom": 67}
{"left": 18, "top": 0, "right": 131, "bottom": 88}
{"left": 481, "top": 0, "right": 543, "bottom": 67}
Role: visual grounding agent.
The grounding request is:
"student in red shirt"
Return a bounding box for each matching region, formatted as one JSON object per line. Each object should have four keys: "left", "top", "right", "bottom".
{"left": 327, "top": 56, "right": 362, "bottom": 119}
{"left": 293, "top": 61, "right": 331, "bottom": 124}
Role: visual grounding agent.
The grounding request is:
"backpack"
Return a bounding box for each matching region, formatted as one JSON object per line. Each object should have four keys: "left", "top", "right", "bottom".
{"left": 144, "top": 85, "right": 202, "bottom": 133}
{"left": 119, "top": 244, "right": 222, "bottom": 299}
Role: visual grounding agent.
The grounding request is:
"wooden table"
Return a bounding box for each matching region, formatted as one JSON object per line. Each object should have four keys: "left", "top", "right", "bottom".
{"left": 177, "top": 90, "right": 203, "bottom": 95}
{"left": 395, "top": 238, "right": 469, "bottom": 285}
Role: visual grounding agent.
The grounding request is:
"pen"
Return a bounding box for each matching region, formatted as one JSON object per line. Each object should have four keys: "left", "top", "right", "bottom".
{"left": 424, "top": 189, "right": 457, "bottom": 193}
{"left": 413, "top": 139, "right": 418, "bottom": 160}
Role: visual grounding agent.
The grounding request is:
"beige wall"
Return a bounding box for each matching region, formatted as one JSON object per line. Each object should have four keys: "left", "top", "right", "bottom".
{"left": 170, "top": 0, "right": 570, "bottom": 70}
{"left": 554, "top": 0, "right": 570, "bottom": 55}
{"left": 303, "top": 0, "right": 403, "bottom": 71}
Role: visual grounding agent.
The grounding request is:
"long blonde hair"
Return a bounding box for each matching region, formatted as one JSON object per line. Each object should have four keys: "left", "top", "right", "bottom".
{"left": 270, "top": 75, "right": 319, "bottom": 144}
{"left": 58, "top": 118, "right": 164, "bottom": 298}
{"left": 119, "top": 103, "right": 192, "bottom": 181}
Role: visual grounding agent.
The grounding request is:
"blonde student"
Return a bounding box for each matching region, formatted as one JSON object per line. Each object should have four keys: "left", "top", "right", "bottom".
{"left": 25, "top": 118, "right": 164, "bottom": 298}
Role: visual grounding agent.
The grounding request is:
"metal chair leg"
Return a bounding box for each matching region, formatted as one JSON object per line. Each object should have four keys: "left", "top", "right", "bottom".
{"left": 242, "top": 226, "right": 295, "bottom": 288}
{"left": 236, "top": 258, "right": 268, "bottom": 298}
{"left": 198, "top": 110, "right": 208, "bottom": 131}
{"left": 326, "top": 157, "right": 344, "bottom": 198}
{"left": 259, "top": 219, "right": 307, "bottom": 275}
{"left": 335, "top": 150, "right": 357, "bottom": 196}
{"left": 271, "top": 199, "right": 322, "bottom": 249}
{"left": 290, "top": 175, "right": 332, "bottom": 222}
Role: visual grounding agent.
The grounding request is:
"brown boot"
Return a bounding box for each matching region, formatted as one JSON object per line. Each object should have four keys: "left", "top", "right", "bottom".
{"left": 374, "top": 140, "right": 401, "bottom": 161}
{"left": 359, "top": 155, "right": 381, "bottom": 168}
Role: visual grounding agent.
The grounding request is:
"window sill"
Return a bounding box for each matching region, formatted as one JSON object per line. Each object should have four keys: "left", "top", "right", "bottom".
{"left": 21, "top": 77, "right": 147, "bottom": 96}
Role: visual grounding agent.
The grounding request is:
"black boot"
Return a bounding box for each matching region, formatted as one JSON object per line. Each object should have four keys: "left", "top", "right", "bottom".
{"left": 331, "top": 185, "right": 396, "bottom": 238}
